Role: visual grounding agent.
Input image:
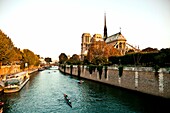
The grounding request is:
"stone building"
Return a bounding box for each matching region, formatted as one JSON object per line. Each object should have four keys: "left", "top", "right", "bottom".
{"left": 81, "top": 13, "right": 139, "bottom": 60}
{"left": 90, "top": 34, "right": 103, "bottom": 42}
{"left": 81, "top": 33, "right": 91, "bottom": 60}
{"left": 105, "top": 32, "right": 126, "bottom": 55}
{"left": 81, "top": 33, "right": 104, "bottom": 60}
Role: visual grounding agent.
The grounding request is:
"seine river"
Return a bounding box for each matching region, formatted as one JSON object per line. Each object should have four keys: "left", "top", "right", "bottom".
{"left": 1, "top": 68, "right": 170, "bottom": 113}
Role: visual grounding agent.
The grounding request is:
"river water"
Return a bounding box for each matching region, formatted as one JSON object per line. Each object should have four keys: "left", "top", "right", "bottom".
{"left": 1, "top": 68, "right": 170, "bottom": 113}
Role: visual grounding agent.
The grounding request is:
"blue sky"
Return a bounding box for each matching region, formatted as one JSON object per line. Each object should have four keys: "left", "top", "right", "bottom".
{"left": 0, "top": 0, "right": 170, "bottom": 60}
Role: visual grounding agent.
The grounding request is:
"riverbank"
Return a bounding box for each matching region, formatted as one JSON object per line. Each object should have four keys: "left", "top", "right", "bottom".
{"left": 59, "top": 65, "right": 170, "bottom": 99}
{"left": 3, "top": 68, "right": 170, "bottom": 113}
{"left": 0, "top": 68, "right": 38, "bottom": 93}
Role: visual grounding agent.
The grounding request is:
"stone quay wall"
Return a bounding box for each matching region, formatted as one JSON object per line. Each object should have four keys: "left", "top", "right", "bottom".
{"left": 59, "top": 65, "right": 170, "bottom": 99}
{"left": 0, "top": 65, "right": 21, "bottom": 75}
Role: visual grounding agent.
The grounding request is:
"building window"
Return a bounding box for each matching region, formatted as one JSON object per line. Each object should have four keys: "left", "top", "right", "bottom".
{"left": 123, "top": 42, "right": 125, "bottom": 49}
{"left": 119, "top": 42, "right": 122, "bottom": 49}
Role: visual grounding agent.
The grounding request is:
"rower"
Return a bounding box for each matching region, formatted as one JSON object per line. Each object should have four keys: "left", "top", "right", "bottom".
{"left": 64, "top": 94, "right": 67, "bottom": 97}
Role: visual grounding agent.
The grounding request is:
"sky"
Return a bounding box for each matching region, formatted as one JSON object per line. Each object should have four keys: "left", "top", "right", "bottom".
{"left": 0, "top": 0, "right": 170, "bottom": 61}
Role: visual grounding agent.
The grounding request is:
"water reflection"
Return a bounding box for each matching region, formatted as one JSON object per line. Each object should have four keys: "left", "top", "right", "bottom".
{"left": 0, "top": 69, "right": 170, "bottom": 113}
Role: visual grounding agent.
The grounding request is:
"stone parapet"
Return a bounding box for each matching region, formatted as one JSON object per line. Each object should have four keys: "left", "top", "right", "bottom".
{"left": 59, "top": 65, "right": 170, "bottom": 99}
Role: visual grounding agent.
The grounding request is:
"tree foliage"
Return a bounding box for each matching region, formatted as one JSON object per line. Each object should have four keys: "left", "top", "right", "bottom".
{"left": 59, "top": 53, "right": 68, "bottom": 64}
{"left": 109, "top": 47, "right": 170, "bottom": 67}
{"left": 104, "top": 45, "right": 121, "bottom": 58}
{"left": 87, "top": 41, "right": 106, "bottom": 62}
{"left": 66, "top": 54, "right": 81, "bottom": 65}
{"left": 0, "top": 29, "right": 15, "bottom": 64}
{"left": 11, "top": 47, "right": 23, "bottom": 63}
{"left": 91, "top": 56, "right": 107, "bottom": 65}
{"left": 0, "top": 29, "right": 40, "bottom": 68}
{"left": 71, "top": 54, "right": 80, "bottom": 61}
{"left": 21, "top": 49, "right": 40, "bottom": 67}
{"left": 141, "top": 47, "right": 159, "bottom": 53}
{"left": 45, "top": 57, "right": 52, "bottom": 63}
{"left": 87, "top": 40, "right": 121, "bottom": 65}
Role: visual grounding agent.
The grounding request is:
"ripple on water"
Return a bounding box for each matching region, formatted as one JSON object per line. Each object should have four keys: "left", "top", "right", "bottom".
{"left": 2, "top": 69, "right": 170, "bottom": 113}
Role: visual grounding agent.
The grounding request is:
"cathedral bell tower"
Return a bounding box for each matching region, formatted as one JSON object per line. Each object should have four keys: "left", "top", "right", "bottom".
{"left": 81, "top": 33, "right": 91, "bottom": 60}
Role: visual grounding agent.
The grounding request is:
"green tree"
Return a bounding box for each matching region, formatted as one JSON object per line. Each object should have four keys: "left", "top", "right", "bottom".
{"left": 83, "top": 56, "right": 90, "bottom": 65}
{"left": 91, "top": 56, "right": 107, "bottom": 65}
{"left": 22, "top": 49, "right": 40, "bottom": 68}
{"left": 67, "top": 54, "right": 81, "bottom": 65}
{"left": 71, "top": 54, "right": 80, "bottom": 61}
{"left": 141, "top": 47, "right": 159, "bottom": 53}
{"left": 0, "top": 29, "right": 15, "bottom": 64}
{"left": 45, "top": 57, "right": 52, "bottom": 64}
{"left": 159, "top": 48, "right": 170, "bottom": 67}
{"left": 59, "top": 53, "right": 68, "bottom": 64}
{"left": 11, "top": 47, "right": 23, "bottom": 63}
{"left": 0, "top": 29, "right": 40, "bottom": 69}
{"left": 87, "top": 41, "right": 106, "bottom": 62}
{"left": 87, "top": 41, "right": 120, "bottom": 65}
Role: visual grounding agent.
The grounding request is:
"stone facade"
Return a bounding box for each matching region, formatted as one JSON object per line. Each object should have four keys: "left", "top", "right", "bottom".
{"left": 80, "top": 14, "right": 140, "bottom": 60}
{"left": 81, "top": 33, "right": 92, "bottom": 60}
{"left": 59, "top": 65, "right": 170, "bottom": 99}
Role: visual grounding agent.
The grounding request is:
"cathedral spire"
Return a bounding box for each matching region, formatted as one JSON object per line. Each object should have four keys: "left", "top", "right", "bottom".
{"left": 104, "top": 12, "right": 108, "bottom": 41}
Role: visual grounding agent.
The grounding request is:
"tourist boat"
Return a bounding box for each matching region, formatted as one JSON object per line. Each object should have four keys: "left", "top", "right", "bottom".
{"left": 49, "top": 66, "right": 58, "bottom": 70}
{"left": 3, "top": 72, "right": 30, "bottom": 93}
{"left": 63, "top": 94, "right": 72, "bottom": 108}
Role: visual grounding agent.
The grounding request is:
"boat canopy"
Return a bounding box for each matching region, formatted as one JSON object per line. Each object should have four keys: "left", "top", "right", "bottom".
{"left": 5, "top": 79, "right": 20, "bottom": 86}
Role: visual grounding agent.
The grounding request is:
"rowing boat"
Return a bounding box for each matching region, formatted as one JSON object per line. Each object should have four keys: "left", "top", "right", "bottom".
{"left": 63, "top": 94, "right": 72, "bottom": 108}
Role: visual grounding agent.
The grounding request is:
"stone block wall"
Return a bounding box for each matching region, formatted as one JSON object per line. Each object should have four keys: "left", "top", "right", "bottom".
{"left": 0, "top": 65, "right": 21, "bottom": 75}
{"left": 0, "top": 65, "right": 21, "bottom": 81}
{"left": 59, "top": 65, "right": 170, "bottom": 98}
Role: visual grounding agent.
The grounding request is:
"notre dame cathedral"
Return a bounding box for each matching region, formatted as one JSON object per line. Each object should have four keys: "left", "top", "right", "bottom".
{"left": 81, "top": 13, "right": 139, "bottom": 60}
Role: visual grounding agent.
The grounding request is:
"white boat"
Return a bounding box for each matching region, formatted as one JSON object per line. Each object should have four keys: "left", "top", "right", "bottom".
{"left": 3, "top": 72, "right": 30, "bottom": 93}
{"left": 49, "top": 66, "right": 58, "bottom": 70}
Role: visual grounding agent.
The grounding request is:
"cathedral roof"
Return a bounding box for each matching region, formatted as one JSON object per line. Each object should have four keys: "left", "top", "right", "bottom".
{"left": 105, "top": 32, "right": 126, "bottom": 44}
